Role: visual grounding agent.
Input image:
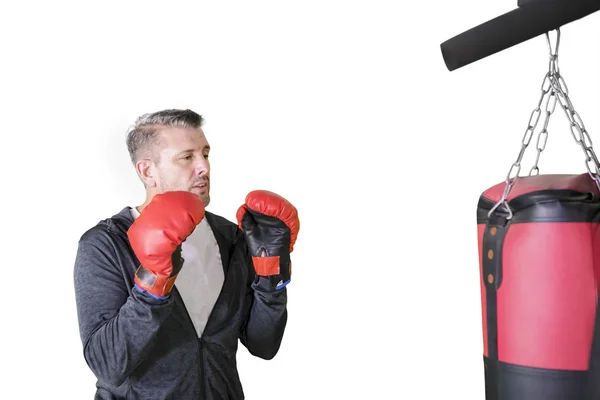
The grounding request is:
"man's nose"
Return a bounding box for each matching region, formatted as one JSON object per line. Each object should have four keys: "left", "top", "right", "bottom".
{"left": 195, "top": 157, "right": 210, "bottom": 174}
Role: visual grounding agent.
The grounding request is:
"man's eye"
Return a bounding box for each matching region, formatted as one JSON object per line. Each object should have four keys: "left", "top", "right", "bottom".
{"left": 204, "top": 154, "right": 209, "bottom": 159}
{"left": 182, "top": 155, "right": 193, "bottom": 160}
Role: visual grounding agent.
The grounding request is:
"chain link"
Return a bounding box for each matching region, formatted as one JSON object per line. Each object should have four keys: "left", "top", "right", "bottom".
{"left": 488, "top": 28, "right": 600, "bottom": 219}
{"left": 529, "top": 84, "right": 557, "bottom": 176}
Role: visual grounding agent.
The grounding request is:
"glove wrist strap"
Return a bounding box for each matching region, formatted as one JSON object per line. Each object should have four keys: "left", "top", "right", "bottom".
{"left": 252, "top": 255, "right": 281, "bottom": 276}
{"left": 134, "top": 265, "right": 177, "bottom": 297}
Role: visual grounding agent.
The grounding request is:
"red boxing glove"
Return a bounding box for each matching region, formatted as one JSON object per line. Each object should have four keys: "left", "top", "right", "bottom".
{"left": 128, "top": 191, "right": 206, "bottom": 299}
{"left": 236, "top": 190, "right": 300, "bottom": 290}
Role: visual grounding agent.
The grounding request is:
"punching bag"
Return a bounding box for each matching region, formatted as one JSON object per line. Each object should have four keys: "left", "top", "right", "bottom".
{"left": 477, "top": 173, "right": 600, "bottom": 399}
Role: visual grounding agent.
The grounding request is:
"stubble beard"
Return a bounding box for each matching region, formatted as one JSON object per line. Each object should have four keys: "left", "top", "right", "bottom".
{"left": 156, "top": 171, "right": 211, "bottom": 207}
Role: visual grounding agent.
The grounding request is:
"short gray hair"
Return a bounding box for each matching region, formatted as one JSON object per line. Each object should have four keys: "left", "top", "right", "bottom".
{"left": 126, "top": 109, "right": 204, "bottom": 165}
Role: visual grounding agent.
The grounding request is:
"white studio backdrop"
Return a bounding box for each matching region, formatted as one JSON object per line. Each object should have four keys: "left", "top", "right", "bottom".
{"left": 1, "top": 0, "right": 600, "bottom": 398}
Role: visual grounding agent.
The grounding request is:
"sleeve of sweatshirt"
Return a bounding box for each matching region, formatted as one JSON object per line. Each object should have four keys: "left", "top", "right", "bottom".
{"left": 73, "top": 227, "right": 174, "bottom": 387}
{"left": 237, "top": 232, "right": 288, "bottom": 360}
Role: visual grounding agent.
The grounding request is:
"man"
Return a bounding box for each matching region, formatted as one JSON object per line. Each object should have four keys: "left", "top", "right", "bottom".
{"left": 73, "top": 109, "right": 300, "bottom": 400}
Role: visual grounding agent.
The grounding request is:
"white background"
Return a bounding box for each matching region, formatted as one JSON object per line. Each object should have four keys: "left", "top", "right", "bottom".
{"left": 2, "top": 0, "right": 600, "bottom": 399}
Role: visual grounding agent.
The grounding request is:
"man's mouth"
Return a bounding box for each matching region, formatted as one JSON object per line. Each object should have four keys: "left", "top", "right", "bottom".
{"left": 191, "top": 181, "right": 208, "bottom": 190}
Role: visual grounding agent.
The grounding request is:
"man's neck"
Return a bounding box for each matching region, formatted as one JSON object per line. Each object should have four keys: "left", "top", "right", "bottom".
{"left": 136, "top": 191, "right": 157, "bottom": 214}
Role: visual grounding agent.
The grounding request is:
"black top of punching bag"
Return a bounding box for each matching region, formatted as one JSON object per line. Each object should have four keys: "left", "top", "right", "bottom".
{"left": 440, "top": 0, "right": 600, "bottom": 71}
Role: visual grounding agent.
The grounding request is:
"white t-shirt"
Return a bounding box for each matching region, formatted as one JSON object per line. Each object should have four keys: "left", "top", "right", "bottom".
{"left": 129, "top": 207, "right": 225, "bottom": 338}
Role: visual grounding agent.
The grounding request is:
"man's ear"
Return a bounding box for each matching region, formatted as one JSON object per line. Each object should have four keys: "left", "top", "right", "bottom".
{"left": 136, "top": 159, "right": 157, "bottom": 187}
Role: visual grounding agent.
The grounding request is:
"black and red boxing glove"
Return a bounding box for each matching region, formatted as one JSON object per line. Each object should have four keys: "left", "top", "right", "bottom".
{"left": 236, "top": 190, "right": 300, "bottom": 290}
{"left": 127, "top": 191, "right": 205, "bottom": 299}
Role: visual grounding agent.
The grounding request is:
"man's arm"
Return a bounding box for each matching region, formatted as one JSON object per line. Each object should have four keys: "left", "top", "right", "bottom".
{"left": 235, "top": 189, "right": 299, "bottom": 360}
{"left": 74, "top": 229, "right": 174, "bottom": 387}
{"left": 238, "top": 237, "right": 288, "bottom": 360}
{"left": 75, "top": 192, "right": 204, "bottom": 386}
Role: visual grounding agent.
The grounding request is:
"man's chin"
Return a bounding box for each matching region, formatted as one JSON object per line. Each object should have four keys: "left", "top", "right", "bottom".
{"left": 190, "top": 190, "right": 210, "bottom": 207}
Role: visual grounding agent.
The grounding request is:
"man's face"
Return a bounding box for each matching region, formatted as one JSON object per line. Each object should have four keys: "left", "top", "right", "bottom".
{"left": 144, "top": 126, "right": 211, "bottom": 206}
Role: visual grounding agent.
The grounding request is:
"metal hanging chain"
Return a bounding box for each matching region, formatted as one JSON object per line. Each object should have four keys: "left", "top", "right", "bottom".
{"left": 550, "top": 46, "right": 600, "bottom": 192}
{"left": 528, "top": 74, "right": 557, "bottom": 176}
{"left": 488, "top": 28, "right": 600, "bottom": 219}
{"left": 487, "top": 32, "right": 559, "bottom": 219}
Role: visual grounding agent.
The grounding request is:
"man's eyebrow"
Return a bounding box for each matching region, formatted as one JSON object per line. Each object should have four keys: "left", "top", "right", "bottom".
{"left": 177, "top": 146, "right": 210, "bottom": 153}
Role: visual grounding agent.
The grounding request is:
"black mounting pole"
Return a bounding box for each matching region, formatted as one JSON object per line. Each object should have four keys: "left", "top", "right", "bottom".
{"left": 441, "top": 0, "right": 600, "bottom": 71}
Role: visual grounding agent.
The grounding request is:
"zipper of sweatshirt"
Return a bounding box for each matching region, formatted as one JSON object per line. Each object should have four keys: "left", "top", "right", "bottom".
{"left": 173, "top": 284, "right": 227, "bottom": 399}
{"left": 198, "top": 338, "right": 204, "bottom": 399}
{"left": 172, "top": 287, "right": 204, "bottom": 397}
{"left": 196, "top": 272, "right": 229, "bottom": 399}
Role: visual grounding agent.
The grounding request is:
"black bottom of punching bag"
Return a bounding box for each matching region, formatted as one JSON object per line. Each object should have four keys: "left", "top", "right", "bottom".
{"left": 484, "top": 357, "right": 587, "bottom": 400}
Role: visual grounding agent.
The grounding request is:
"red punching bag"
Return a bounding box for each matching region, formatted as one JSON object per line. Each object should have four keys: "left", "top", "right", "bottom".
{"left": 472, "top": 28, "right": 600, "bottom": 400}
{"left": 477, "top": 173, "right": 600, "bottom": 399}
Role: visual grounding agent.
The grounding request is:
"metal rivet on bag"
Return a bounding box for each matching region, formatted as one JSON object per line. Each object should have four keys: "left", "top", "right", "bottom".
{"left": 490, "top": 227, "right": 497, "bottom": 235}
{"left": 488, "top": 274, "right": 494, "bottom": 284}
{"left": 488, "top": 249, "right": 494, "bottom": 259}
